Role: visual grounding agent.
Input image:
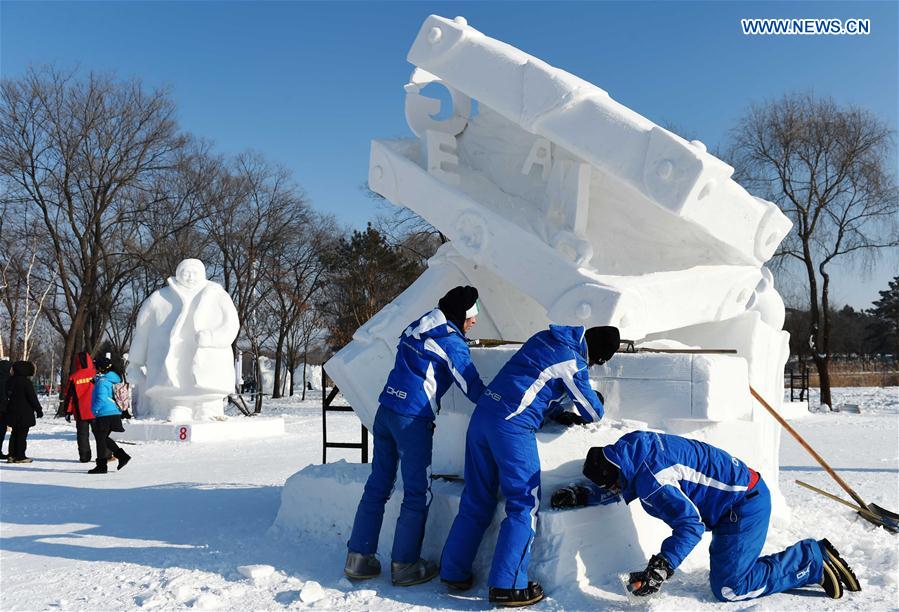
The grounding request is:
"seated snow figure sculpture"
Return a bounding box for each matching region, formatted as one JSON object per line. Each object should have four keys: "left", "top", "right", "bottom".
{"left": 581, "top": 431, "right": 861, "bottom": 601}
{"left": 345, "top": 286, "right": 485, "bottom": 587}
{"left": 440, "top": 325, "right": 619, "bottom": 607}
{"left": 126, "top": 259, "right": 240, "bottom": 422}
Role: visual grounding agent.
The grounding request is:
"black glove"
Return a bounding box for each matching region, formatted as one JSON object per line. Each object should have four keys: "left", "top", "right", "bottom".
{"left": 65, "top": 413, "right": 72, "bottom": 422}
{"left": 552, "top": 411, "right": 585, "bottom": 426}
{"left": 36, "top": 410, "right": 44, "bottom": 419}
{"left": 627, "top": 554, "right": 673, "bottom": 596}
{"left": 595, "top": 390, "right": 605, "bottom": 405}
{"left": 551, "top": 485, "right": 591, "bottom": 509}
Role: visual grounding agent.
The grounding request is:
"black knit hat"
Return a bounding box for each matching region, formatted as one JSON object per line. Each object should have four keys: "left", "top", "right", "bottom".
{"left": 12, "top": 361, "right": 35, "bottom": 377}
{"left": 94, "top": 357, "right": 113, "bottom": 373}
{"left": 583, "top": 446, "right": 619, "bottom": 489}
{"left": 438, "top": 285, "right": 479, "bottom": 332}
{"left": 585, "top": 326, "right": 620, "bottom": 365}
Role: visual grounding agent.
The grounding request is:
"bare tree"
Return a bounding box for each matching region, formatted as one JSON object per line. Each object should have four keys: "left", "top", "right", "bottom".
{"left": 203, "top": 152, "right": 305, "bottom": 411}
{"left": 729, "top": 94, "right": 898, "bottom": 407}
{"left": 0, "top": 67, "right": 186, "bottom": 381}
{"left": 263, "top": 213, "right": 333, "bottom": 398}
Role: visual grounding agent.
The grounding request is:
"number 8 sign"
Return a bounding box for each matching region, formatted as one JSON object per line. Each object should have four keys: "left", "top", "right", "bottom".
{"left": 177, "top": 425, "right": 191, "bottom": 442}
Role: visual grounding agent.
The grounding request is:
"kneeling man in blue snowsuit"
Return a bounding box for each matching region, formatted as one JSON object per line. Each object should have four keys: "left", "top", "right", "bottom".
{"left": 579, "top": 431, "right": 861, "bottom": 601}
{"left": 345, "top": 286, "right": 486, "bottom": 587}
{"left": 440, "top": 324, "right": 620, "bottom": 607}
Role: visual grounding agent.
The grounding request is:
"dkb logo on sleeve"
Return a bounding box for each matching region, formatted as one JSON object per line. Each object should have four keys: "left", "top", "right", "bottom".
{"left": 386, "top": 386, "right": 408, "bottom": 400}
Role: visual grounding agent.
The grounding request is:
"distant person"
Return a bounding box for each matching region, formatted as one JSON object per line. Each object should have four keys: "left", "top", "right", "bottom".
{"left": 440, "top": 325, "right": 620, "bottom": 607}
{"left": 5, "top": 361, "right": 43, "bottom": 463}
{"left": 345, "top": 286, "right": 485, "bottom": 587}
{"left": 88, "top": 357, "right": 131, "bottom": 474}
{"left": 577, "top": 431, "right": 860, "bottom": 601}
{"left": 63, "top": 352, "right": 97, "bottom": 463}
{"left": 0, "top": 360, "right": 11, "bottom": 459}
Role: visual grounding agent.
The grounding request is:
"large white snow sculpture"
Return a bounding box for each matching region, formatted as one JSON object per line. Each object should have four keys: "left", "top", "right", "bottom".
{"left": 295, "top": 14, "right": 796, "bottom": 594}
{"left": 127, "top": 259, "right": 240, "bottom": 422}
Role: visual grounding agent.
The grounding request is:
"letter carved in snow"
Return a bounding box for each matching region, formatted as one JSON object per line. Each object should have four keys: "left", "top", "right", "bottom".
{"left": 404, "top": 68, "right": 471, "bottom": 137}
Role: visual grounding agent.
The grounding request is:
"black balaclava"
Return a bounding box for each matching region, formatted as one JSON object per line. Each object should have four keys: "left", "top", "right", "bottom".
{"left": 584, "top": 326, "right": 620, "bottom": 365}
{"left": 438, "top": 285, "right": 479, "bottom": 332}
{"left": 583, "top": 446, "right": 620, "bottom": 489}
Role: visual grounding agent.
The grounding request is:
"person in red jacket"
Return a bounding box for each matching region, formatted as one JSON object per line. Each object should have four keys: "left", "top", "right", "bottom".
{"left": 63, "top": 352, "right": 96, "bottom": 463}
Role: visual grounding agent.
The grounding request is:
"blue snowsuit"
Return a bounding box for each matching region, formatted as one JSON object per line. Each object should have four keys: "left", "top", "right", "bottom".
{"left": 441, "top": 325, "right": 605, "bottom": 589}
{"left": 348, "top": 308, "right": 485, "bottom": 563}
{"left": 604, "top": 431, "right": 824, "bottom": 602}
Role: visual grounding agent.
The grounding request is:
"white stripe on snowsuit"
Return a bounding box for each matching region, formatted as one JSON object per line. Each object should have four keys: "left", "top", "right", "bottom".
{"left": 505, "top": 359, "right": 600, "bottom": 422}
{"left": 424, "top": 337, "right": 468, "bottom": 394}
{"left": 654, "top": 464, "right": 750, "bottom": 493}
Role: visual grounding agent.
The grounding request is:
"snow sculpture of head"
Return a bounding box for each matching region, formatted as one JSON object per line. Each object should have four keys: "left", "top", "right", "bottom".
{"left": 126, "top": 258, "right": 240, "bottom": 422}
{"left": 175, "top": 258, "right": 207, "bottom": 290}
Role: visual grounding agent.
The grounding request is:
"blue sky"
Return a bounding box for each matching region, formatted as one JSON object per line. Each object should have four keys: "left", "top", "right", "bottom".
{"left": 2, "top": 1, "right": 896, "bottom": 309}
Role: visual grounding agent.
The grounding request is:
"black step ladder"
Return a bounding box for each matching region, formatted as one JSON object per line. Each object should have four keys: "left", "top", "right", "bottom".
{"left": 322, "top": 370, "right": 369, "bottom": 464}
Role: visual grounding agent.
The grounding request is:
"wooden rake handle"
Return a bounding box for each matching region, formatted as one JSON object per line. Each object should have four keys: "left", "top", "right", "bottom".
{"left": 749, "top": 386, "right": 870, "bottom": 510}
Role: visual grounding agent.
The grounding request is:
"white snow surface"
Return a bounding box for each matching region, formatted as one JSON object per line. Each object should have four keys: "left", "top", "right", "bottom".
{"left": 1, "top": 387, "right": 896, "bottom": 610}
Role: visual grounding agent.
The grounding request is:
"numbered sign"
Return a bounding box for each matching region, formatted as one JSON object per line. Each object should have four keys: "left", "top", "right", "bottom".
{"left": 176, "top": 425, "right": 192, "bottom": 442}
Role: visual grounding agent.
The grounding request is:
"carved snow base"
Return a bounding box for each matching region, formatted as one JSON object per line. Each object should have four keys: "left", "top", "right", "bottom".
{"left": 120, "top": 417, "right": 286, "bottom": 443}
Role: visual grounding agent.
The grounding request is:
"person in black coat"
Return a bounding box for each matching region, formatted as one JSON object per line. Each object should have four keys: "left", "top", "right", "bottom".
{"left": 5, "top": 361, "right": 43, "bottom": 463}
{"left": 0, "top": 360, "right": 11, "bottom": 459}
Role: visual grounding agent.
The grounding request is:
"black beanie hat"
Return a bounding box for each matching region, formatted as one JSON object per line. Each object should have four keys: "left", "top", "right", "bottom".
{"left": 94, "top": 357, "right": 113, "bottom": 373}
{"left": 585, "top": 326, "right": 620, "bottom": 365}
{"left": 583, "top": 446, "right": 619, "bottom": 489}
{"left": 438, "top": 285, "right": 479, "bottom": 332}
{"left": 12, "top": 361, "right": 35, "bottom": 377}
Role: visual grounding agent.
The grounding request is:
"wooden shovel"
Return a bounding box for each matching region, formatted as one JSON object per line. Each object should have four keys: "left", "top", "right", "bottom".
{"left": 750, "top": 386, "right": 898, "bottom": 533}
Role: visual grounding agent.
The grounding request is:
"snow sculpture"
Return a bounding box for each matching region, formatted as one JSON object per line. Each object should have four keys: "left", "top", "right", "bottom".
{"left": 306, "top": 14, "right": 796, "bottom": 594}
{"left": 127, "top": 259, "right": 240, "bottom": 422}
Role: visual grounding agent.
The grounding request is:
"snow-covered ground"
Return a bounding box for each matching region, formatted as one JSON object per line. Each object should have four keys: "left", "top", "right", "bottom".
{"left": 1, "top": 387, "right": 896, "bottom": 610}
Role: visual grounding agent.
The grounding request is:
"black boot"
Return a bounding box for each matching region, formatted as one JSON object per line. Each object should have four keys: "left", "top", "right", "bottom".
{"left": 114, "top": 449, "right": 131, "bottom": 471}
{"left": 489, "top": 582, "right": 545, "bottom": 607}
{"left": 88, "top": 458, "right": 108, "bottom": 474}
{"left": 442, "top": 574, "right": 474, "bottom": 591}
{"left": 819, "top": 559, "right": 844, "bottom": 599}
{"left": 820, "top": 539, "right": 860, "bottom": 592}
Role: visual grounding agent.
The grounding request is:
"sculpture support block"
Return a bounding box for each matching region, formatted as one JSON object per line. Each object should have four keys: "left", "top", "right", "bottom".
{"left": 120, "top": 417, "right": 285, "bottom": 443}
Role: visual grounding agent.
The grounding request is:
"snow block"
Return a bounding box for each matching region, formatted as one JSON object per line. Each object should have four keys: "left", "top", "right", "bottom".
{"left": 369, "top": 138, "right": 762, "bottom": 340}
{"left": 405, "top": 15, "right": 791, "bottom": 265}
{"left": 433, "top": 348, "right": 753, "bottom": 476}
{"left": 273, "top": 421, "right": 737, "bottom": 594}
{"left": 120, "top": 417, "right": 285, "bottom": 443}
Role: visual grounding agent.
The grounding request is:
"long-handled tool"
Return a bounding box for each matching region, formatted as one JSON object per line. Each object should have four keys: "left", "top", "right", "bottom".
{"left": 751, "top": 386, "right": 898, "bottom": 532}
{"left": 795, "top": 480, "right": 898, "bottom": 533}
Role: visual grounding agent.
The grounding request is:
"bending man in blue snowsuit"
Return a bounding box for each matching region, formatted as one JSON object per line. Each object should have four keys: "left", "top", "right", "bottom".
{"left": 440, "top": 325, "right": 620, "bottom": 607}
{"left": 345, "top": 286, "right": 485, "bottom": 587}
{"left": 580, "top": 431, "right": 861, "bottom": 601}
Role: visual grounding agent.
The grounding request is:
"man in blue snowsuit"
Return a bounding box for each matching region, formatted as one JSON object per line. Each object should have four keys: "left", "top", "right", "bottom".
{"left": 580, "top": 431, "right": 861, "bottom": 601}
{"left": 345, "top": 286, "right": 486, "bottom": 587}
{"left": 440, "top": 325, "right": 621, "bottom": 606}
